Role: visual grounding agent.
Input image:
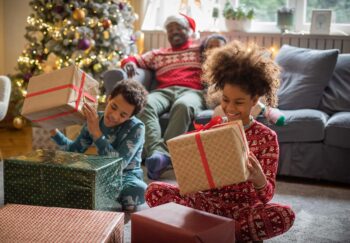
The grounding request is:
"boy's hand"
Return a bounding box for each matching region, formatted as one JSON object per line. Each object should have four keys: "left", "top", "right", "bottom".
{"left": 49, "top": 129, "right": 58, "bottom": 137}
{"left": 247, "top": 152, "right": 267, "bottom": 190}
{"left": 124, "top": 63, "right": 138, "bottom": 78}
{"left": 83, "top": 103, "right": 102, "bottom": 140}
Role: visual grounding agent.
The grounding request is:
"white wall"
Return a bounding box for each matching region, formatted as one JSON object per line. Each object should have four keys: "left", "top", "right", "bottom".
{"left": 2, "top": 0, "right": 31, "bottom": 75}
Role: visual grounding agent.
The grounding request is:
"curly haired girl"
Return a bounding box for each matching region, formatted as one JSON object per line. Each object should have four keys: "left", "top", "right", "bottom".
{"left": 145, "top": 41, "right": 295, "bottom": 242}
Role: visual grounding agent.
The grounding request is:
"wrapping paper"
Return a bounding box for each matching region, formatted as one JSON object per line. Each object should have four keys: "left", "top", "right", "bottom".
{"left": 131, "top": 202, "right": 235, "bottom": 243}
{"left": 4, "top": 149, "right": 122, "bottom": 210}
{"left": 167, "top": 120, "right": 249, "bottom": 195}
{"left": 21, "top": 65, "right": 99, "bottom": 129}
{"left": 0, "top": 204, "right": 124, "bottom": 243}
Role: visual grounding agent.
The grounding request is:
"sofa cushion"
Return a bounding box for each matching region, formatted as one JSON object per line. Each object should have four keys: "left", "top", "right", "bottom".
{"left": 319, "top": 54, "right": 350, "bottom": 114}
{"left": 266, "top": 109, "right": 329, "bottom": 143}
{"left": 325, "top": 112, "right": 350, "bottom": 149}
{"left": 275, "top": 45, "right": 339, "bottom": 110}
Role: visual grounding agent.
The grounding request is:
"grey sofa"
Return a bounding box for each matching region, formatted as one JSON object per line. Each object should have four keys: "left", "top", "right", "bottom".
{"left": 103, "top": 45, "right": 350, "bottom": 184}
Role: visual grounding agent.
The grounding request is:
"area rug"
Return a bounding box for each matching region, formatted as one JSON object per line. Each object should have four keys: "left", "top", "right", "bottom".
{"left": 124, "top": 169, "right": 350, "bottom": 243}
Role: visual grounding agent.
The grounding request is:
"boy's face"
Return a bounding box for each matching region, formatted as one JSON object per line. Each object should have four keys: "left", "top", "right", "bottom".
{"left": 166, "top": 22, "right": 190, "bottom": 48}
{"left": 206, "top": 38, "right": 226, "bottom": 51}
{"left": 221, "top": 83, "right": 259, "bottom": 126}
{"left": 103, "top": 94, "right": 135, "bottom": 127}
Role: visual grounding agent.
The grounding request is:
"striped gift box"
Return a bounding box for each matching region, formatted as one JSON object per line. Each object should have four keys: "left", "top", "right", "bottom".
{"left": 0, "top": 204, "right": 124, "bottom": 242}
{"left": 21, "top": 65, "right": 99, "bottom": 130}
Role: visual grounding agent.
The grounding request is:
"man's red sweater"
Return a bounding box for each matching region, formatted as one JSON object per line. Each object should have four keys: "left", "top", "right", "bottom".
{"left": 121, "top": 40, "right": 203, "bottom": 90}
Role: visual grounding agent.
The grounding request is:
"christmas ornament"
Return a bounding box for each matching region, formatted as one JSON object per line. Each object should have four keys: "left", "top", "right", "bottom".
{"left": 77, "top": 38, "right": 90, "bottom": 50}
{"left": 103, "top": 31, "right": 110, "bottom": 39}
{"left": 102, "top": 19, "right": 112, "bottom": 29}
{"left": 13, "top": 116, "right": 26, "bottom": 129}
{"left": 93, "top": 63, "right": 102, "bottom": 73}
{"left": 34, "top": 31, "right": 44, "bottom": 42}
{"left": 72, "top": 8, "right": 85, "bottom": 22}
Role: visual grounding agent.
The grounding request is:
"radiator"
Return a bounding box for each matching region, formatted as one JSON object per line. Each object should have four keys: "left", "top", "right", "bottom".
{"left": 143, "top": 31, "right": 350, "bottom": 53}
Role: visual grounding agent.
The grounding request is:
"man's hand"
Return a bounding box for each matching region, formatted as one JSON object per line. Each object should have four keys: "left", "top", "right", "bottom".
{"left": 124, "top": 62, "right": 138, "bottom": 78}
{"left": 83, "top": 103, "right": 102, "bottom": 140}
{"left": 247, "top": 152, "right": 267, "bottom": 190}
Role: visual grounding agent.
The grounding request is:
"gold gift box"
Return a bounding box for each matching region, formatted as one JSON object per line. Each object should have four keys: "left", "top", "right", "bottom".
{"left": 167, "top": 121, "right": 250, "bottom": 195}
{"left": 21, "top": 65, "right": 99, "bottom": 129}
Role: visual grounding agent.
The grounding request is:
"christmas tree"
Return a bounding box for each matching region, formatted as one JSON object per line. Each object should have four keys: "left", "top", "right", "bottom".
{"left": 7, "top": 0, "right": 137, "bottom": 124}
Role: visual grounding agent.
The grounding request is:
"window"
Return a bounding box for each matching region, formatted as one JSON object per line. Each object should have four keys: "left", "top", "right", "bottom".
{"left": 141, "top": 0, "right": 350, "bottom": 34}
{"left": 238, "top": 0, "right": 287, "bottom": 22}
{"left": 306, "top": 0, "right": 350, "bottom": 24}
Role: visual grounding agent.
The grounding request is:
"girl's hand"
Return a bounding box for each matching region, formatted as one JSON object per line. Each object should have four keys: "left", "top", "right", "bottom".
{"left": 83, "top": 103, "right": 102, "bottom": 140}
{"left": 247, "top": 152, "right": 267, "bottom": 190}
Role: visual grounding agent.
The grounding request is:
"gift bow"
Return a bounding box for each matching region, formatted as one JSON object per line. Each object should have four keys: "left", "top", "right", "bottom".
{"left": 193, "top": 116, "right": 226, "bottom": 132}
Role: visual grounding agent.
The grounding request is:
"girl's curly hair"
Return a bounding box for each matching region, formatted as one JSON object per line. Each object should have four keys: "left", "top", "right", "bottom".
{"left": 202, "top": 40, "right": 281, "bottom": 107}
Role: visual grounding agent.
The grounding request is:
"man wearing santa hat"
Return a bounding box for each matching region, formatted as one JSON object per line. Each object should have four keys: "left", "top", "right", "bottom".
{"left": 121, "top": 14, "right": 204, "bottom": 180}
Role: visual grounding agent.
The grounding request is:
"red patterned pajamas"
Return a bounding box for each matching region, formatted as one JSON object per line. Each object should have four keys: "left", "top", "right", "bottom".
{"left": 145, "top": 121, "right": 295, "bottom": 241}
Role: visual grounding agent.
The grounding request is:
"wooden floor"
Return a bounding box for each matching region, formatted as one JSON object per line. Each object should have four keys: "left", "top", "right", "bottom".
{"left": 0, "top": 126, "right": 33, "bottom": 159}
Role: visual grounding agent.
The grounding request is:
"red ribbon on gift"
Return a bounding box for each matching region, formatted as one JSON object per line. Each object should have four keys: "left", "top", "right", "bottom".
{"left": 192, "top": 116, "right": 248, "bottom": 190}
{"left": 26, "top": 72, "right": 95, "bottom": 123}
{"left": 191, "top": 116, "right": 226, "bottom": 189}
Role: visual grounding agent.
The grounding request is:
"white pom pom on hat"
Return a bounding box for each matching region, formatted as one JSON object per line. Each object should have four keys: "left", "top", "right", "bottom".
{"left": 164, "top": 13, "right": 200, "bottom": 39}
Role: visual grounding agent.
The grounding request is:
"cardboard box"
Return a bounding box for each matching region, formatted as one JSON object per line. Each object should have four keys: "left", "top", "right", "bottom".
{"left": 4, "top": 149, "right": 122, "bottom": 210}
{"left": 21, "top": 65, "right": 99, "bottom": 129}
{"left": 131, "top": 202, "right": 235, "bottom": 243}
{"left": 0, "top": 204, "right": 124, "bottom": 242}
{"left": 167, "top": 121, "right": 249, "bottom": 195}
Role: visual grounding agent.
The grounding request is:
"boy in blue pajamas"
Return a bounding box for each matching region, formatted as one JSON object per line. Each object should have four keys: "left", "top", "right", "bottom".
{"left": 50, "top": 79, "right": 148, "bottom": 211}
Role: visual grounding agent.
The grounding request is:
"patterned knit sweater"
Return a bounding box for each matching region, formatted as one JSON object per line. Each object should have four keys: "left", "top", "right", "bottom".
{"left": 51, "top": 112, "right": 145, "bottom": 172}
{"left": 213, "top": 120, "right": 279, "bottom": 206}
{"left": 121, "top": 40, "right": 203, "bottom": 90}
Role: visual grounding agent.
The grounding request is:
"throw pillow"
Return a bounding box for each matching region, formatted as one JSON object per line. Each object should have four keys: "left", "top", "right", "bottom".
{"left": 275, "top": 45, "right": 339, "bottom": 110}
{"left": 319, "top": 54, "right": 350, "bottom": 114}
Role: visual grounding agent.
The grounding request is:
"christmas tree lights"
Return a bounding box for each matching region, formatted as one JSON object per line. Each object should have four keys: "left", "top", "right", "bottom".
{"left": 7, "top": 0, "right": 137, "bottom": 124}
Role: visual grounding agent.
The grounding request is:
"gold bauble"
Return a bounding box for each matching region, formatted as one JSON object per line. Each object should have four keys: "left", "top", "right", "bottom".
{"left": 93, "top": 63, "right": 102, "bottom": 73}
{"left": 103, "top": 31, "right": 110, "bottom": 40}
{"left": 72, "top": 8, "right": 85, "bottom": 22}
{"left": 13, "top": 116, "right": 26, "bottom": 129}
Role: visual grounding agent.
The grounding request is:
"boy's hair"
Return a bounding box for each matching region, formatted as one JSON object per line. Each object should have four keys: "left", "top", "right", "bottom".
{"left": 110, "top": 79, "right": 148, "bottom": 116}
{"left": 202, "top": 40, "right": 280, "bottom": 107}
{"left": 200, "top": 34, "right": 227, "bottom": 62}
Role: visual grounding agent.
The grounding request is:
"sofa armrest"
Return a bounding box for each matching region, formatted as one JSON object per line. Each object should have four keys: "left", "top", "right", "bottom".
{"left": 102, "top": 68, "right": 155, "bottom": 96}
{"left": 0, "top": 76, "right": 11, "bottom": 121}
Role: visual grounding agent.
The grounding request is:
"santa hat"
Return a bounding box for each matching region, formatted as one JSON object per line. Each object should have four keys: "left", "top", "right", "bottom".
{"left": 164, "top": 14, "right": 200, "bottom": 39}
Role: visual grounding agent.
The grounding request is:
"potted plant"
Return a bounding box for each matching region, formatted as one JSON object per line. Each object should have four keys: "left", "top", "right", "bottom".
{"left": 223, "top": 1, "right": 255, "bottom": 32}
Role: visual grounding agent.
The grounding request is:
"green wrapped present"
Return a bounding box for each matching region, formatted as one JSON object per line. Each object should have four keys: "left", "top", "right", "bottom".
{"left": 4, "top": 149, "right": 122, "bottom": 211}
